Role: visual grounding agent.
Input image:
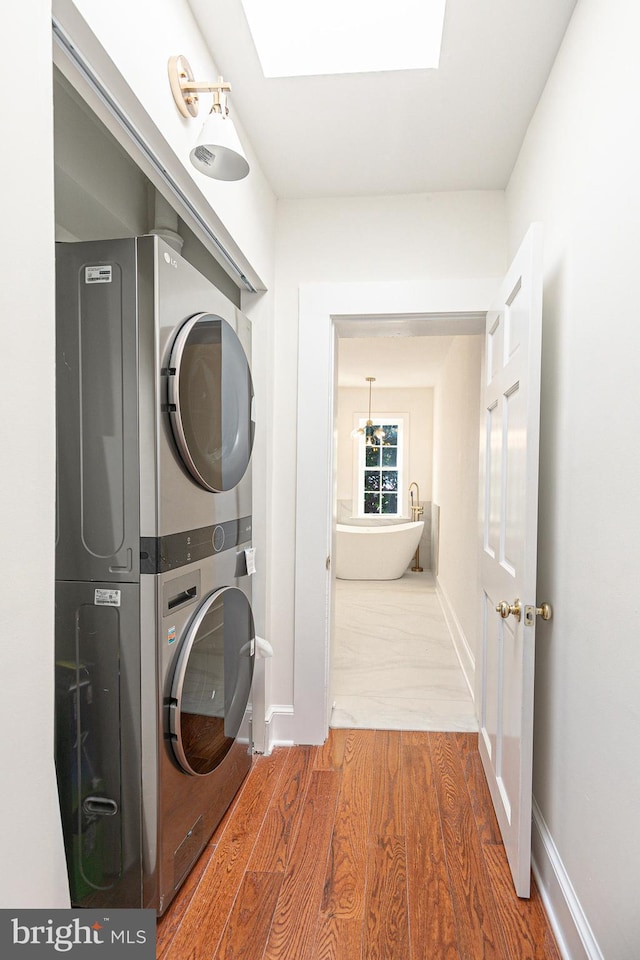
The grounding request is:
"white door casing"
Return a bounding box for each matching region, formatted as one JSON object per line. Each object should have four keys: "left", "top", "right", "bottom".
{"left": 476, "top": 223, "right": 544, "bottom": 898}
{"left": 294, "top": 280, "right": 497, "bottom": 746}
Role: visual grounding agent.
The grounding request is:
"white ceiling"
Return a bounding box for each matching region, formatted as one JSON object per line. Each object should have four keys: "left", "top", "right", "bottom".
{"left": 187, "top": 0, "right": 577, "bottom": 200}
{"left": 186, "top": 1, "right": 576, "bottom": 384}
{"left": 334, "top": 314, "right": 485, "bottom": 386}
{"left": 338, "top": 335, "right": 459, "bottom": 387}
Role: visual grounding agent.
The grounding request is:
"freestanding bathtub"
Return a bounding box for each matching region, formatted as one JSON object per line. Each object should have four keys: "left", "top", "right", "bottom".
{"left": 334, "top": 520, "right": 424, "bottom": 580}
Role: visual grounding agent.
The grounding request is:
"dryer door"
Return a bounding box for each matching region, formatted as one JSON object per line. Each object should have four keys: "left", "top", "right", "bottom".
{"left": 167, "top": 313, "right": 255, "bottom": 492}
{"left": 169, "top": 586, "right": 254, "bottom": 776}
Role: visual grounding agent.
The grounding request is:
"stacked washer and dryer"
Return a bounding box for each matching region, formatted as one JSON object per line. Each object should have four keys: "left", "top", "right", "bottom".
{"left": 54, "top": 236, "right": 256, "bottom": 915}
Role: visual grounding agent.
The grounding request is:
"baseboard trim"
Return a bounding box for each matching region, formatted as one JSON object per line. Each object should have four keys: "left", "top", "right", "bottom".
{"left": 532, "top": 798, "right": 604, "bottom": 960}
{"left": 264, "top": 704, "right": 295, "bottom": 755}
{"left": 435, "top": 579, "right": 475, "bottom": 699}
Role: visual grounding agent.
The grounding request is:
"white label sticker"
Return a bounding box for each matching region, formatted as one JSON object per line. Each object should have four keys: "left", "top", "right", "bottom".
{"left": 94, "top": 588, "right": 121, "bottom": 607}
{"left": 245, "top": 547, "right": 256, "bottom": 575}
{"left": 85, "top": 265, "right": 112, "bottom": 284}
{"left": 168, "top": 626, "right": 177, "bottom": 645}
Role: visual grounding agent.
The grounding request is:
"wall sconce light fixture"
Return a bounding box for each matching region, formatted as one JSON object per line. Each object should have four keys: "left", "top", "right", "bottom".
{"left": 168, "top": 55, "right": 250, "bottom": 181}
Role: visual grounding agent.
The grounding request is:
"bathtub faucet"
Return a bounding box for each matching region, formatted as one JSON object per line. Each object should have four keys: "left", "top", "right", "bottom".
{"left": 408, "top": 482, "right": 424, "bottom": 572}
{"left": 409, "top": 482, "right": 423, "bottom": 520}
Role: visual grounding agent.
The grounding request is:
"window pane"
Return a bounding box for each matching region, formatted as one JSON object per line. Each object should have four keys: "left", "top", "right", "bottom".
{"left": 364, "top": 493, "right": 380, "bottom": 514}
{"left": 381, "top": 471, "right": 398, "bottom": 491}
{"left": 364, "top": 470, "right": 381, "bottom": 491}
{"left": 356, "top": 417, "right": 404, "bottom": 518}
{"left": 365, "top": 445, "right": 381, "bottom": 467}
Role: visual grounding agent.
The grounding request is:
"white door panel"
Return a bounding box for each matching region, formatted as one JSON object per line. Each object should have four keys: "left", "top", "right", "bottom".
{"left": 478, "top": 222, "right": 544, "bottom": 898}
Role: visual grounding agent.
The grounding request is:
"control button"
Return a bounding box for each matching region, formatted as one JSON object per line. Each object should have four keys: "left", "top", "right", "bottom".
{"left": 212, "top": 525, "right": 225, "bottom": 552}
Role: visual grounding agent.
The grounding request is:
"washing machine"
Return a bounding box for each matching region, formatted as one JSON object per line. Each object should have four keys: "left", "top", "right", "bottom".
{"left": 143, "top": 533, "right": 254, "bottom": 915}
{"left": 54, "top": 236, "right": 256, "bottom": 913}
{"left": 54, "top": 532, "right": 254, "bottom": 914}
{"left": 55, "top": 235, "right": 254, "bottom": 584}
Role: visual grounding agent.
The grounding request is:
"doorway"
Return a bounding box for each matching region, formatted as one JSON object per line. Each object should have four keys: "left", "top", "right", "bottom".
{"left": 329, "top": 330, "right": 483, "bottom": 731}
{"left": 293, "top": 283, "right": 494, "bottom": 745}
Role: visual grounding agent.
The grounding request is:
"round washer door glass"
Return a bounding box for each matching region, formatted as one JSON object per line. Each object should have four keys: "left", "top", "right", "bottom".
{"left": 170, "top": 586, "right": 254, "bottom": 776}
{"left": 168, "top": 313, "right": 254, "bottom": 492}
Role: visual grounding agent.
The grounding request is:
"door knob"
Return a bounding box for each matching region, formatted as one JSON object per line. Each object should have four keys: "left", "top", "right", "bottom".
{"left": 496, "top": 599, "right": 521, "bottom": 622}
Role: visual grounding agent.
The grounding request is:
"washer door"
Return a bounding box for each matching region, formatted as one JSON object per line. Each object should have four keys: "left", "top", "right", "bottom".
{"left": 169, "top": 586, "right": 255, "bottom": 776}
{"left": 167, "top": 313, "right": 254, "bottom": 492}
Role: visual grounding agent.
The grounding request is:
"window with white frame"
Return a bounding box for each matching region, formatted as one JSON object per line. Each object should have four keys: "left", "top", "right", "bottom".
{"left": 355, "top": 417, "right": 405, "bottom": 516}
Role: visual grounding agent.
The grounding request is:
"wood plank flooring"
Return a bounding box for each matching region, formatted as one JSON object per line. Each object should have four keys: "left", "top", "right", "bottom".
{"left": 157, "top": 730, "right": 561, "bottom": 960}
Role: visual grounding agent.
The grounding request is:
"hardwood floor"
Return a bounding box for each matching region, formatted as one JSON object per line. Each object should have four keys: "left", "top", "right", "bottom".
{"left": 157, "top": 730, "right": 561, "bottom": 960}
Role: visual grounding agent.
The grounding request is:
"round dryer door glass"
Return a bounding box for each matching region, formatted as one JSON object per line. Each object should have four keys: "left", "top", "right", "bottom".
{"left": 170, "top": 586, "right": 254, "bottom": 777}
{"left": 168, "top": 313, "right": 254, "bottom": 492}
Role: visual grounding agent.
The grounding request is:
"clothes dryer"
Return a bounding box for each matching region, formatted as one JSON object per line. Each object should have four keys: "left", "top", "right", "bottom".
{"left": 55, "top": 235, "right": 254, "bottom": 583}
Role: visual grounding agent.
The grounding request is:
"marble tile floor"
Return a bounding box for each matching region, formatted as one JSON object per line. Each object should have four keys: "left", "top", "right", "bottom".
{"left": 330, "top": 571, "right": 478, "bottom": 732}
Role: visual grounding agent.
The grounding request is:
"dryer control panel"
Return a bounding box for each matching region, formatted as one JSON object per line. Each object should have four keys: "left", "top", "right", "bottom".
{"left": 140, "top": 516, "right": 252, "bottom": 574}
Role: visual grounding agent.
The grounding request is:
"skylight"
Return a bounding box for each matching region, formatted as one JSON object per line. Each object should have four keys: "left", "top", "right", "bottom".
{"left": 240, "top": 0, "right": 447, "bottom": 78}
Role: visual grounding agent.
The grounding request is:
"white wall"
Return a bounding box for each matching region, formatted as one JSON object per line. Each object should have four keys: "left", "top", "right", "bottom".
{"left": 0, "top": 1, "right": 70, "bottom": 907}
{"left": 274, "top": 192, "right": 506, "bottom": 717}
{"left": 68, "top": 0, "right": 276, "bottom": 288}
{"left": 506, "top": 1, "right": 640, "bottom": 956}
{"left": 335, "top": 386, "right": 434, "bottom": 508}
{"left": 432, "top": 336, "right": 483, "bottom": 685}
{"left": 0, "top": 0, "right": 277, "bottom": 909}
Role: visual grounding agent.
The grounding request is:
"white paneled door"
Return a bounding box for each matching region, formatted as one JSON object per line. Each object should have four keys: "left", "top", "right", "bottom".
{"left": 477, "top": 223, "right": 545, "bottom": 898}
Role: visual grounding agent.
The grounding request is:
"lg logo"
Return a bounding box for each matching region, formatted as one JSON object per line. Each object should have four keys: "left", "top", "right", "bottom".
{"left": 163, "top": 251, "right": 178, "bottom": 268}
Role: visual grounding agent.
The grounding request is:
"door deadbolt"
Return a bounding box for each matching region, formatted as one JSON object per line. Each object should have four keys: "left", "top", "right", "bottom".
{"left": 496, "top": 599, "right": 522, "bottom": 622}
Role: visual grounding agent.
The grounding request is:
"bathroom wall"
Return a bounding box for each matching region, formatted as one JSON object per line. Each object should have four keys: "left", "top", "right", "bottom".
{"left": 504, "top": 0, "right": 640, "bottom": 955}
{"left": 432, "top": 335, "right": 483, "bottom": 688}
{"left": 336, "top": 384, "right": 434, "bottom": 568}
{"left": 335, "top": 385, "right": 434, "bottom": 504}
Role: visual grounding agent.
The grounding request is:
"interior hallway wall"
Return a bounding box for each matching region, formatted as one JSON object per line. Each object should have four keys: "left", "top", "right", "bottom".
{"left": 0, "top": 0, "right": 70, "bottom": 907}
{"left": 1, "top": 0, "right": 277, "bottom": 909}
{"left": 505, "top": 0, "right": 640, "bottom": 956}
{"left": 432, "top": 335, "right": 483, "bottom": 684}
{"left": 273, "top": 192, "right": 507, "bottom": 713}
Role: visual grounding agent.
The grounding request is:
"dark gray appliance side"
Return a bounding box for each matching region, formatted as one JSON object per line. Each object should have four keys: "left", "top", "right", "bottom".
{"left": 55, "top": 238, "right": 141, "bottom": 583}
{"left": 54, "top": 239, "right": 151, "bottom": 908}
{"left": 54, "top": 579, "right": 149, "bottom": 908}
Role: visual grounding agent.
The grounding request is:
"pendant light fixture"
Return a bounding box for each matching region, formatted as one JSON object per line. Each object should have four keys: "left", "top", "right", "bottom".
{"left": 351, "top": 377, "right": 385, "bottom": 445}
